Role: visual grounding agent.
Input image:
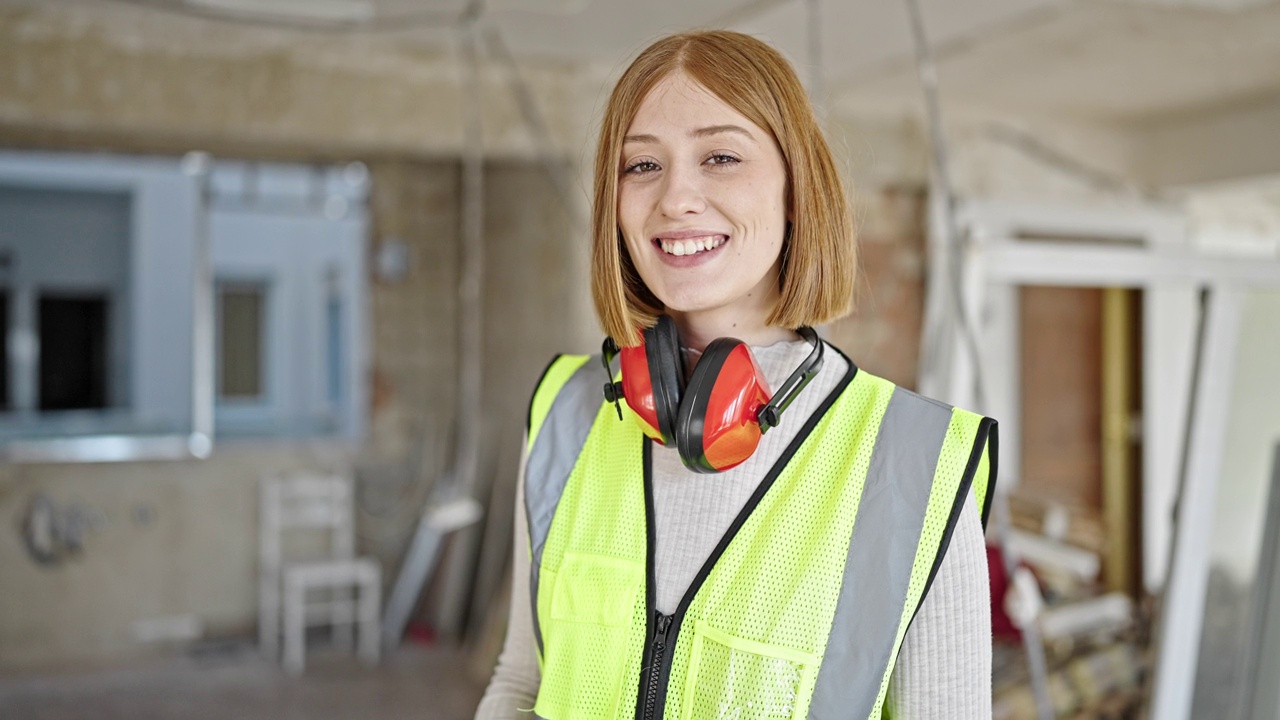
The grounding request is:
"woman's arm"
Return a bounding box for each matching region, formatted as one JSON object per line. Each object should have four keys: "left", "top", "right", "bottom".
{"left": 885, "top": 497, "right": 992, "bottom": 718}
{"left": 474, "top": 446, "right": 541, "bottom": 719}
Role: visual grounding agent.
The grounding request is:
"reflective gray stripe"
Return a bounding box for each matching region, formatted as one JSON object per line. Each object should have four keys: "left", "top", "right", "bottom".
{"left": 525, "top": 356, "right": 605, "bottom": 656}
{"left": 808, "top": 387, "right": 954, "bottom": 719}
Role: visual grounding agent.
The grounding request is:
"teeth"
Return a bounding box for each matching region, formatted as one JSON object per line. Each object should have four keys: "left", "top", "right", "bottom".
{"left": 659, "top": 235, "right": 725, "bottom": 256}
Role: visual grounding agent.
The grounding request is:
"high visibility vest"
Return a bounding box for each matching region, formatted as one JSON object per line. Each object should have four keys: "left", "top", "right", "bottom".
{"left": 523, "top": 349, "right": 997, "bottom": 720}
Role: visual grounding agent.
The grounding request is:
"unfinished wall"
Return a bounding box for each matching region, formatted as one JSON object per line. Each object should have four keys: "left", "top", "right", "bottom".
{"left": 0, "top": 446, "right": 340, "bottom": 668}
{"left": 0, "top": 3, "right": 595, "bottom": 670}
{"left": 0, "top": 155, "right": 591, "bottom": 670}
{"left": 461, "top": 161, "right": 592, "bottom": 638}
{"left": 1019, "top": 286, "right": 1105, "bottom": 512}
{"left": 363, "top": 160, "right": 461, "bottom": 468}
{"left": 825, "top": 186, "right": 927, "bottom": 389}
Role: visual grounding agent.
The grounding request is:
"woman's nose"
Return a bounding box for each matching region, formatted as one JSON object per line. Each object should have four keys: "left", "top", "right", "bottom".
{"left": 657, "top": 166, "right": 706, "bottom": 217}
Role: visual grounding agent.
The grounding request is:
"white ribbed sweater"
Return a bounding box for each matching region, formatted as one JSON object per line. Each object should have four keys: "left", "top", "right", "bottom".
{"left": 476, "top": 341, "right": 992, "bottom": 719}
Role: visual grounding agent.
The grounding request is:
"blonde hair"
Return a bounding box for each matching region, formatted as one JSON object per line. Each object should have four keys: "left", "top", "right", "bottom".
{"left": 591, "top": 30, "right": 856, "bottom": 345}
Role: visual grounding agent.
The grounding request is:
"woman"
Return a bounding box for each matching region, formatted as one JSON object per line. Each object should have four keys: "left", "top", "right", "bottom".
{"left": 477, "top": 30, "right": 996, "bottom": 719}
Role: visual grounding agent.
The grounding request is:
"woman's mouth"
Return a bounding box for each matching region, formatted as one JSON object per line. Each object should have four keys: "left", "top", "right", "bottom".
{"left": 654, "top": 234, "right": 728, "bottom": 257}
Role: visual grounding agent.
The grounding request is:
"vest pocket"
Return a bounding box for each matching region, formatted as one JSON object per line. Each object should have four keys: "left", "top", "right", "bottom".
{"left": 537, "top": 552, "right": 643, "bottom": 720}
{"left": 682, "top": 620, "right": 820, "bottom": 720}
{"left": 550, "top": 551, "right": 642, "bottom": 626}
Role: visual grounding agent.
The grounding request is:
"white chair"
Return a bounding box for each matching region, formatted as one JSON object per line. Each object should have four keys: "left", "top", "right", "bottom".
{"left": 259, "top": 471, "right": 381, "bottom": 675}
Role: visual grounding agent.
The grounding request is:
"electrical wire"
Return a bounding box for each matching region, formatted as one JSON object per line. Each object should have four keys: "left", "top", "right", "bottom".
{"left": 900, "top": 0, "right": 1053, "bottom": 717}
{"left": 902, "top": 0, "right": 986, "bottom": 411}
{"left": 482, "top": 20, "right": 580, "bottom": 218}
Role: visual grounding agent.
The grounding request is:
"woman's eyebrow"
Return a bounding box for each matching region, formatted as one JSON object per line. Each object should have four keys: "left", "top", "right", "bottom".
{"left": 691, "top": 124, "right": 756, "bottom": 142}
{"left": 623, "top": 125, "right": 758, "bottom": 145}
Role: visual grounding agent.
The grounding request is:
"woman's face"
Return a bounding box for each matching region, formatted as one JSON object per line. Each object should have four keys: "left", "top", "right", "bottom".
{"left": 618, "top": 71, "right": 789, "bottom": 332}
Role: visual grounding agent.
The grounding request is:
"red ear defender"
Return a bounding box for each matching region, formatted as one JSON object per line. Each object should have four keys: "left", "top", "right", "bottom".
{"left": 617, "top": 342, "right": 663, "bottom": 443}
{"left": 601, "top": 319, "right": 685, "bottom": 445}
{"left": 602, "top": 318, "right": 823, "bottom": 474}
{"left": 675, "top": 339, "right": 771, "bottom": 472}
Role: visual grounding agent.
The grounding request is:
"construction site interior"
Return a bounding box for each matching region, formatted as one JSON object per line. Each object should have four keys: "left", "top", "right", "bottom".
{"left": 1, "top": 1, "right": 1279, "bottom": 719}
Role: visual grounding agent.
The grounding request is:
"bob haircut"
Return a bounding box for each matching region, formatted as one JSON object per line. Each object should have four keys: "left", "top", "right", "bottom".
{"left": 592, "top": 30, "right": 856, "bottom": 345}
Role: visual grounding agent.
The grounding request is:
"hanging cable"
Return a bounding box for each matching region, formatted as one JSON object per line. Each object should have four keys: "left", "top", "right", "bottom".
{"left": 454, "top": 0, "right": 485, "bottom": 506}
{"left": 900, "top": 1, "right": 1053, "bottom": 718}
{"left": 482, "top": 20, "right": 580, "bottom": 219}
{"left": 902, "top": 0, "right": 986, "bottom": 411}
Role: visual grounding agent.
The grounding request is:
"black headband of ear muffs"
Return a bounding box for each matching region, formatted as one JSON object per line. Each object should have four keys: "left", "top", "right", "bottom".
{"left": 645, "top": 314, "right": 686, "bottom": 445}
{"left": 756, "top": 326, "right": 823, "bottom": 432}
{"left": 601, "top": 336, "right": 623, "bottom": 421}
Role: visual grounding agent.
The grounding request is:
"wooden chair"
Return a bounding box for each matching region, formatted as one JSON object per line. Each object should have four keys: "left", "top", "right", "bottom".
{"left": 258, "top": 471, "right": 381, "bottom": 675}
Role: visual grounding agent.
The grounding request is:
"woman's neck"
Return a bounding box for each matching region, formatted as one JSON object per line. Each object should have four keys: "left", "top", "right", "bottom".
{"left": 667, "top": 308, "right": 801, "bottom": 352}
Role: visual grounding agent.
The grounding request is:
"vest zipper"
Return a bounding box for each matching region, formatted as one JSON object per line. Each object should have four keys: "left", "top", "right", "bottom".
{"left": 640, "top": 611, "right": 673, "bottom": 720}
{"left": 631, "top": 350, "right": 854, "bottom": 720}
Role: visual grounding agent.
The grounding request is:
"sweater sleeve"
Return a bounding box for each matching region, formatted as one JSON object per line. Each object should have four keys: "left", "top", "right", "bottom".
{"left": 884, "top": 496, "right": 992, "bottom": 719}
{"left": 474, "top": 443, "right": 541, "bottom": 719}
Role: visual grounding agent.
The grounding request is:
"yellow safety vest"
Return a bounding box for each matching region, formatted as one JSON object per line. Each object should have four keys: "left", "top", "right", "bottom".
{"left": 523, "top": 350, "right": 996, "bottom": 720}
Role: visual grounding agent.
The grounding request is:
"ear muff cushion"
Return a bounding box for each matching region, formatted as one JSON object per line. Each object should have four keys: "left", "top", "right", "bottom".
{"left": 676, "top": 337, "right": 744, "bottom": 473}
{"left": 645, "top": 315, "right": 685, "bottom": 446}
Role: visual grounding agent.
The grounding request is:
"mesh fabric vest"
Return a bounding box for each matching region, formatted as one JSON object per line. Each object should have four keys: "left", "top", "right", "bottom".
{"left": 523, "top": 351, "right": 996, "bottom": 720}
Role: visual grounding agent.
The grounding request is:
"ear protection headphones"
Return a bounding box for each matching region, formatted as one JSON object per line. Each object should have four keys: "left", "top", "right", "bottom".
{"left": 601, "top": 315, "right": 824, "bottom": 473}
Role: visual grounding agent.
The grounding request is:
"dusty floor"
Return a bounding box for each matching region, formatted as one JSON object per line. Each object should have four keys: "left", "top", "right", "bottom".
{"left": 0, "top": 641, "right": 487, "bottom": 720}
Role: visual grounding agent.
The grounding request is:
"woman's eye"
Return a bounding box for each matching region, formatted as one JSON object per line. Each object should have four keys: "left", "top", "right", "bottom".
{"left": 705, "top": 153, "right": 741, "bottom": 167}
{"left": 623, "top": 160, "right": 659, "bottom": 175}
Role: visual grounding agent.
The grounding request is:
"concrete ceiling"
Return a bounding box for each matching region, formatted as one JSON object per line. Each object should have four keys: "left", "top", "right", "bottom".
{"left": 92, "top": 0, "right": 1280, "bottom": 125}
{"left": 826, "top": 0, "right": 1280, "bottom": 123}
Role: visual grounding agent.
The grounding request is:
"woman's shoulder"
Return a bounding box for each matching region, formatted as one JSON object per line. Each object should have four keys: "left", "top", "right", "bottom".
{"left": 525, "top": 352, "right": 601, "bottom": 442}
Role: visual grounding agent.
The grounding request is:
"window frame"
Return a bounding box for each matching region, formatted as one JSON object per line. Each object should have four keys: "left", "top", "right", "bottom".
{"left": 0, "top": 150, "right": 213, "bottom": 463}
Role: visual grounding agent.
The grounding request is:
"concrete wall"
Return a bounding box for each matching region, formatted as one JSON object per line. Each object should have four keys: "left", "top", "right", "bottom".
{"left": 0, "top": 2, "right": 598, "bottom": 668}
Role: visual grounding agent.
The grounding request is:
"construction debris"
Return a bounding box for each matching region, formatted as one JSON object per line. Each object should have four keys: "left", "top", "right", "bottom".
{"left": 993, "top": 492, "right": 1151, "bottom": 720}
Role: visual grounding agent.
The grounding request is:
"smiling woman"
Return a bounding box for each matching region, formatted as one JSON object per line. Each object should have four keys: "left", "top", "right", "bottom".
{"left": 477, "top": 30, "right": 997, "bottom": 720}
{"left": 616, "top": 74, "right": 791, "bottom": 349}
{"left": 592, "top": 32, "right": 854, "bottom": 353}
